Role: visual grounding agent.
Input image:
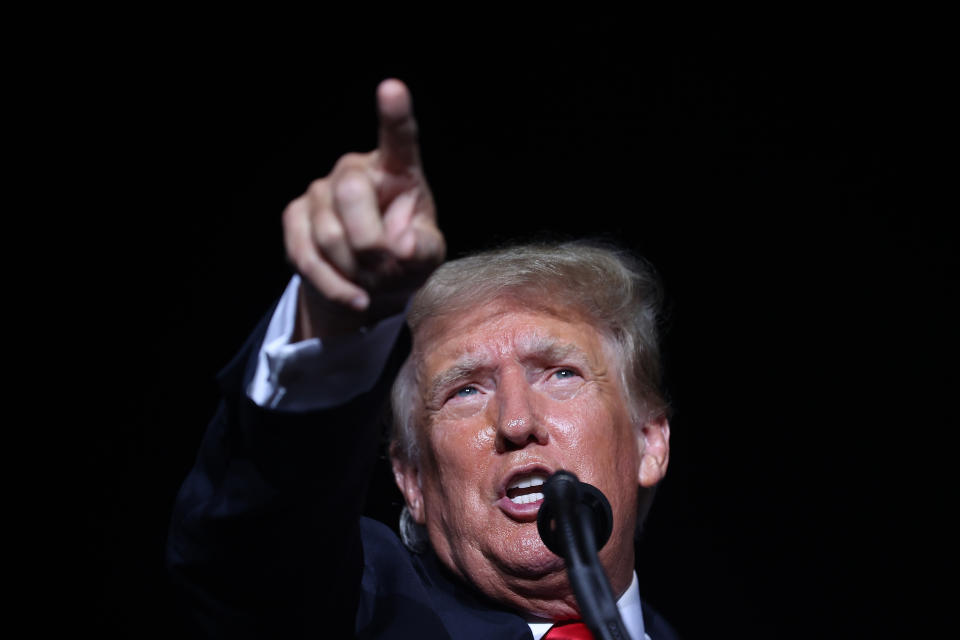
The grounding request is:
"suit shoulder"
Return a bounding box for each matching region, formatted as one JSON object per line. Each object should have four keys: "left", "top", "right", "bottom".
{"left": 356, "top": 517, "right": 453, "bottom": 638}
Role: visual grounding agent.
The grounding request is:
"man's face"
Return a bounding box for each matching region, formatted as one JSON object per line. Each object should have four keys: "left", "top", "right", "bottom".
{"left": 393, "top": 297, "right": 669, "bottom": 618}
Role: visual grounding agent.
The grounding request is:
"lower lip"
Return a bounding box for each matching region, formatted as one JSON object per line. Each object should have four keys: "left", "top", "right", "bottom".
{"left": 497, "top": 495, "right": 544, "bottom": 521}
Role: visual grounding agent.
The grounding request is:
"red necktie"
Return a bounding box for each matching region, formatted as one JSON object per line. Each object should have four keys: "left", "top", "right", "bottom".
{"left": 543, "top": 621, "right": 595, "bottom": 639}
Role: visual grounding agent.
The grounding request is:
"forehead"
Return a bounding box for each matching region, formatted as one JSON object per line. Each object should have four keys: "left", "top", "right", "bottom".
{"left": 415, "top": 298, "right": 614, "bottom": 375}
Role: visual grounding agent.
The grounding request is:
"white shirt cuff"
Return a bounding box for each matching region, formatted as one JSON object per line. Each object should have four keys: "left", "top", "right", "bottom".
{"left": 247, "top": 274, "right": 406, "bottom": 411}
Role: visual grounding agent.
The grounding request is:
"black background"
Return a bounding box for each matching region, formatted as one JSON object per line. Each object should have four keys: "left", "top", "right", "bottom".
{"left": 79, "top": 26, "right": 952, "bottom": 639}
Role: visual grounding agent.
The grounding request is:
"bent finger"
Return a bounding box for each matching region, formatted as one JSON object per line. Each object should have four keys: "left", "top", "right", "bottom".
{"left": 284, "top": 200, "right": 369, "bottom": 310}
{"left": 312, "top": 209, "right": 357, "bottom": 278}
{"left": 333, "top": 169, "right": 385, "bottom": 252}
{"left": 305, "top": 179, "right": 358, "bottom": 277}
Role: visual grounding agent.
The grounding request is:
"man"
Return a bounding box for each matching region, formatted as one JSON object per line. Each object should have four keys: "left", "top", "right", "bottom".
{"left": 168, "top": 79, "right": 677, "bottom": 639}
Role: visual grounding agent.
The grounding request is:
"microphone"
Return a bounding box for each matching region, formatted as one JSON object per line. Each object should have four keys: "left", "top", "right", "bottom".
{"left": 537, "top": 470, "right": 613, "bottom": 556}
{"left": 536, "top": 470, "right": 630, "bottom": 640}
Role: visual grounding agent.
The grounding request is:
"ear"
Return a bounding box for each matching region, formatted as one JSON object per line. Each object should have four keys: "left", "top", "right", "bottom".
{"left": 390, "top": 442, "right": 426, "bottom": 524}
{"left": 637, "top": 413, "right": 670, "bottom": 488}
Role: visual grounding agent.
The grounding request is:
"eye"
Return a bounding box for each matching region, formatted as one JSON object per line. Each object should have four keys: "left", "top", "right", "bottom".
{"left": 553, "top": 368, "right": 579, "bottom": 380}
{"left": 454, "top": 385, "right": 479, "bottom": 398}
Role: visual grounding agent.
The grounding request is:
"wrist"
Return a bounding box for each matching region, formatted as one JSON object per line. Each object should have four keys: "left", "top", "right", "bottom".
{"left": 294, "top": 280, "right": 409, "bottom": 341}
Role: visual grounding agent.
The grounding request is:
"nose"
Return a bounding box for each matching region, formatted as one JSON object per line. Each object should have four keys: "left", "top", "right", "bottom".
{"left": 494, "top": 371, "right": 550, "bottom": 453}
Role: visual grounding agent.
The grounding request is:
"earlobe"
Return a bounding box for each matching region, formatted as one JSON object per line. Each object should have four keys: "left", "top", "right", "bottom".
{"left": 390, "top": 447, "right": 426, "bottom": 524}
{"left": 637, "top": 415, "right": 670, "bottom": 488}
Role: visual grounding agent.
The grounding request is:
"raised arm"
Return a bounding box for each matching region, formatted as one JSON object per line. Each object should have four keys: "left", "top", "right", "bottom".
{"left": 282, "top": 79, "right": 445, "bottom": 340}
{"left": 167, "top": 80, "right": 444, "bottom": 639}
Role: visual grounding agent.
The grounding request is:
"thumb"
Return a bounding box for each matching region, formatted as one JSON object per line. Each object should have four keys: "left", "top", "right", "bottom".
{"left": 394, "top": 216, "right": 446, "bottom": 266}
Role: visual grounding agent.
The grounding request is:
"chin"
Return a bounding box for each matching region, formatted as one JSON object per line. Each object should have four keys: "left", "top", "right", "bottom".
{"left": 491, "top": 525, "right": 566, "bottom": 579}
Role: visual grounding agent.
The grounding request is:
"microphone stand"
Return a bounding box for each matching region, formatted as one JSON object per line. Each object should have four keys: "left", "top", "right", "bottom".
{"left": 537, "top": 471, "right": 631, "bottom": 640}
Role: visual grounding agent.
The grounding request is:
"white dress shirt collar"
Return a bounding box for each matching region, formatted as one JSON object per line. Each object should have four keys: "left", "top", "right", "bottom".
{"left": 526, "top": 571, "right": 648, "bottom": 640}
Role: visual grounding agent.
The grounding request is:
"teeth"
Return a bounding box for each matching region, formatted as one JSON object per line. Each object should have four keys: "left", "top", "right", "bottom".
{"left": 509, "top": 492, "right": 544, "bottom": 505}
{"left": 508, "top": 474, "right": 547, "bottom": 490}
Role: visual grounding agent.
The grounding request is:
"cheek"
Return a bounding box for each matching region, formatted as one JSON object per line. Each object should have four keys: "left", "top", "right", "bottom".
{"left": 545, "top": 389, "right": 627, "bottom": 455}
{"left": 545, "top": 391, "right": 640, "bottom": 492}
{"left": 423, "top": 417, "right": 496, "bottom": 507}
{"left": 427, "top": 410, "right": 496, "bottom": 468}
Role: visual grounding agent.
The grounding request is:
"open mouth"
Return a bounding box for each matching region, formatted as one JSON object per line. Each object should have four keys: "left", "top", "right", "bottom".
{"left": 506, "top": 474, "right": 547, "bottom": 505}
{"left": 497, "top": 467, "right": 552, "bottom": 520}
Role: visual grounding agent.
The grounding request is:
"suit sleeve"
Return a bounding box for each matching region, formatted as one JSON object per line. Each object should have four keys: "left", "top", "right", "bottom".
{"left": 165, "top": 304, "right": 411, "bottom": 638}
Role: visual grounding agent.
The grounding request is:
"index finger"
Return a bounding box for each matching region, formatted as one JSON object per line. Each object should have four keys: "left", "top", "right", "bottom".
{"left": 377, "top": 79, "right": 420, "bottom": 173}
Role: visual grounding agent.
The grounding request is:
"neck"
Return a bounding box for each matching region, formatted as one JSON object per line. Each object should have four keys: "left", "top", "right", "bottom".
{"left": 447, "top": 544, "right": 635, "bottom": 621}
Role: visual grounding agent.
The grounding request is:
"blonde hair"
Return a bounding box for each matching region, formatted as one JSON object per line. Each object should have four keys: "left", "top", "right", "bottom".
{"left": 390, "top": 240, "right": 668, "bottom": 551}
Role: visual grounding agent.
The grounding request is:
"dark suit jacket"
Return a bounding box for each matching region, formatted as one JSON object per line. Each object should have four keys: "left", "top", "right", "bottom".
{"left": 166, "top": 310, "right": 679, "bottom": 639}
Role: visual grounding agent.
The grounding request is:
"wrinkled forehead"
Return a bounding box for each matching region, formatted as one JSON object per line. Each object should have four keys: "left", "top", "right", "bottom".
{"left": 410, "top": 295, "right": 624, "bottom": 385}
{"left": 413, "top": 293, "right": 596, "bottom": 345}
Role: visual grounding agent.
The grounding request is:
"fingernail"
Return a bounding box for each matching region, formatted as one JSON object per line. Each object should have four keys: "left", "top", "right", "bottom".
{"left": 351, "top": 294, "right": 370, "bottom": 311}
{"left": 398, "top": 229, "right": 416, "bottom": 257}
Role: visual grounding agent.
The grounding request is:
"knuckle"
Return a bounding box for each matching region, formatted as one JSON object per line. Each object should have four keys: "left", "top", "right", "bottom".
{"left": 333, "top": 171, "right": 369, "bottom": 202}
{"left": 307, "top": 178, "right": 329, "bottom": 200}
{"left": 281, "top": 198, "right": 305, "bottom": 227}
{"left": 336, "top": 152, "right": 367, "bottom": 169}
{"left": 314, "top": 221, "right": 345, "bottom": 249}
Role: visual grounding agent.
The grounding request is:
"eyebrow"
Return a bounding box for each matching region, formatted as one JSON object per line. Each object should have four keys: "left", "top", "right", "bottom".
{"left": 522, "top": 337, "right": 580, "bottom": 365}
{"left": 427, "top": 355, "right": 491, "bottom": 403}
{"left": 425, "top": 337, "right": 586, "bottom": 402}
